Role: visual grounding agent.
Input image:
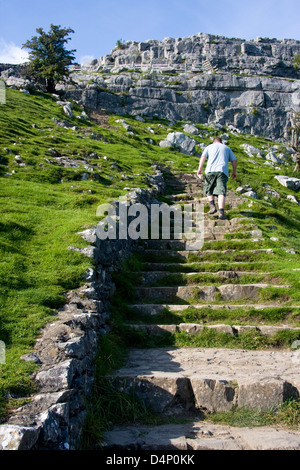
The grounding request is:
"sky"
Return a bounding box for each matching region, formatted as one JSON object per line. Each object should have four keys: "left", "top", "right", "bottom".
{"left": 0, "top": 0, "right": 299, "bottom": 64}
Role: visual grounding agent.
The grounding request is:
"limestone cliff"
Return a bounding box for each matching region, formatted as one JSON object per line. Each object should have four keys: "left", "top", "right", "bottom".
{"left": 63, "top": 33, "right": 300, "bottom": 141}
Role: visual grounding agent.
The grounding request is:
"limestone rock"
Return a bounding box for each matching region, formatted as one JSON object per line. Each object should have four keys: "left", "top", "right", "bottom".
{"left": 243, "top": 190, "right": 258, "bottom": 199}
{"left": 111, "top": 375, "right": 194, "bottom": 413}
{"left": 191, "top": 378, "right": 236, "bottom": 412}
{"left": 103, "top": 422, "right": 300, "bottom": 451}
{"left": 35, "top": 360, "right": 77, "bottom": 392}
{"left": 240, "top": 144, "right": 263, "bottom": 157}
{"left": 63, "top": 104, "right": 73, "bottom": 119}
{"left": 275, "top": 175, "right": 300, "bottom": 191}
{"left": 266, "top": 152, "right": 283, "bottom": 164}
{"left": 183, "top": 124, "right": 200, "bottom": 135}
{"left": 159, "top": 132, "right": 196, "bottom": 155}
{"left": 238, "top": 378, "right": 297, "bottom": 411}
{"left": 287, "top": 194, "right": 299, "bottom": 203}
{"left": 0, "top": 425, "right": 39, "bottom": 450}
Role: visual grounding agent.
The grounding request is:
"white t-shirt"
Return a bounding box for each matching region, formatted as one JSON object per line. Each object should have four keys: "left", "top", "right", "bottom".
{"left": 202, "top": 143, "right": 237, "bottom": 177}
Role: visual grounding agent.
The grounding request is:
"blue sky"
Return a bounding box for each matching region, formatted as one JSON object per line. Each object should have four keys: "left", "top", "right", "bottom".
{"left": 0, "top": 0, "right": 299, "bottom": 64}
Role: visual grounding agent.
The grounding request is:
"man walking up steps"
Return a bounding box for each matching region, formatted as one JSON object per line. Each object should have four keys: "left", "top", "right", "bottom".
{"left": 197, "top": 137, "right": 237, "bottom": 219}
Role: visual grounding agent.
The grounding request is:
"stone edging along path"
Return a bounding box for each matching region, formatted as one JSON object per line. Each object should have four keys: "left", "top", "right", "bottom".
{"left": 0, "top": 168, "right": 165, "bottom": 450}
{"left": 102, "top": 172, "right": 300, "bottom": 451}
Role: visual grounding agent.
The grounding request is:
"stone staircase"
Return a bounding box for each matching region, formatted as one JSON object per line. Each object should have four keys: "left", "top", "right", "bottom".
{"left": 102, "top": 173, "right": 300, "bottom": 450}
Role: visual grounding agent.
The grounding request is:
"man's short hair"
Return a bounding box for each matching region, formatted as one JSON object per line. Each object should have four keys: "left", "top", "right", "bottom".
{"left": 213, "top": 137, "right": 222, "bottom": 143}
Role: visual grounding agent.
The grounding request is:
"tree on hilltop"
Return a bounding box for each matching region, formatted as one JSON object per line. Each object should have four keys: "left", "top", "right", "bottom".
{"left": 22, "top": 24, "right": 76, "bottom": 93}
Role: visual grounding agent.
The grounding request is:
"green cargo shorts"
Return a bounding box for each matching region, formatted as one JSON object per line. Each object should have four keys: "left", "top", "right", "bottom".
{"left": 203, "top": 172, "right": 228, "bottom": 196}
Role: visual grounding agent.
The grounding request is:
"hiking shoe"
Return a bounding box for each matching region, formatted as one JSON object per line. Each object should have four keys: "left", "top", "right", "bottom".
{"left": 208, "top": 206, "right": 217, "bottom": 215}
{"left": 218, "top": 212, "right": 227, "bottom": 220}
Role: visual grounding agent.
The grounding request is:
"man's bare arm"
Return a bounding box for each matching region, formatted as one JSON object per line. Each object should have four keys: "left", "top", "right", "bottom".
{"left": 197, "top": 154, "right": 206, "bottom": 176}
{"left": 231, "top": 160, "right": 237, "bottom": 178}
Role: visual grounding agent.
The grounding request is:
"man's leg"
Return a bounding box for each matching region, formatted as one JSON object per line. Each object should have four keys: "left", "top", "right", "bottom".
{"left": 218, "top": 194, "right": 226, "bottom": 219}
{"left": 218, "top": 195, "right": 225, "bottom": 210}
{"left": 208, "top": 195, "right": 217, "bottom": 214}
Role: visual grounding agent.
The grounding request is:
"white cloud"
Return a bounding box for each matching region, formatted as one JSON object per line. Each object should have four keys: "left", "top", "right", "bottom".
{"left": 0, "top": 39, "right": 29, "bottom": 64}
{"left": 79, "top": 55, "right": 95, "bottom": 65}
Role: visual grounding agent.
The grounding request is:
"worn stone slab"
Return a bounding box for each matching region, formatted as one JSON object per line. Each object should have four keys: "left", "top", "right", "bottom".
{"left": 138, "top": 270, "right": 268, "bottom": 285}
{"left": 141, "top": 260, "right": 269, "bottom": 271}
{"left": 103, "top": 421, "right": 300, "bottom": 450}
{"left": 111, "top": 375, "right": 194, "bottom": 413}
{"left": 129, "top": 323, "right": 300, "bottom": 338}
{"left": 110, "top": 347, "right": 300, "bottom": 412}
{"left": 143, "top": 248, "right": 274, "bottom": 260}
{"left": 129, "top": 303, "right": 300, "bottom": 316}
{"left": 130, "top": 324, "right": 178, "bottom": 334}
{"left": 135, "top": 285, "right": 218, "bottom": 301}
{"left": 238, "top": 377, "right": 299, "bottom": 410}
{"left": 135, "top": 283, "right": 286, "bottom": 302}
{"left": 191, "top": 378, "right": 236, "bottom": 412}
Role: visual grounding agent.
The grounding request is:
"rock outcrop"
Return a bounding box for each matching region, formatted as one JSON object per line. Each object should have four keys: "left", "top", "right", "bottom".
{"left": 59, "top": 34, "right": 300, "bottom": 140}
{"left": 82, "top": 33, "right": 300, "bottom": 78}
{"left": 1, "top": 33, "right": 300, "bottom": 140}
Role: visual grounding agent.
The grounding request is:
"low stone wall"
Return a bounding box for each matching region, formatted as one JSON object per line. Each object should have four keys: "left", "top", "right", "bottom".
{"left": 0, "top": 168, "right": 165, "bottom": 450}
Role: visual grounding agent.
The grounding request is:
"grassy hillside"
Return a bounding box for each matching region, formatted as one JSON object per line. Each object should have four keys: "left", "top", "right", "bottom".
{"left": 0, "top": 85, "right": 299, "bottom": 422}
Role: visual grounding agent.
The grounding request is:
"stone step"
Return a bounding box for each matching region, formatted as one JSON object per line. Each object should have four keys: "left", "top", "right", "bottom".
{"left": 103, "top": 421, "right": 300, "bottom": 451}
{"left": 141, "top": 239, "right": 266, "bottom": 251}
{"left": 102, "top": 174, "right": 299, "bottom": 451}
{"left": 165, "top": 218, "right": 256, "bottom": 228}
{"left": 137, "top": 271, "right": 270, "bottom": 286}
{"left": 128, "top": 323, "right": 300, "bottom": 337}
{"left": 129, "top": 303, "right": 300, "bottom": 316}
{"left": 141, "top": 261, "right": 272, "bottom": 272}
{"left": 204, "top": 238, "right": 266, "bottom": 244}
{"left": 172, "top": 199, "right": 245, "bottom": 207}
{"left": 108, "top": 347, "right": 300, "bottom": 413}
{"left": 167, "top": 191, "right": 241, "bottom": 199}
{"left": 139, "top": 248, "right": 274, "bottom": 261}
{"left": 135, "top": 283, "right": 288, "bottom": 302}
{"left": 157, "top": 229, "right": 260, "bottom": 242}
{"left": 165, "top": 184, "right": 201, "bottom": 192}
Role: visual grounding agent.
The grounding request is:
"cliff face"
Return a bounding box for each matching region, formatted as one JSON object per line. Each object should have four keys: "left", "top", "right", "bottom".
{"left": 1, "top": 33, "right": 299, "bottom": 141}
{"left": 83, "top": 33, "right": 300, "bottom": 78}
{"left": 62, "top": 33, "right": 300, "bottom": 141}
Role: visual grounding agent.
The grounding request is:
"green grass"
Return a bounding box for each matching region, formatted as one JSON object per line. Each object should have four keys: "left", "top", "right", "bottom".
{"left": 149, "top": 272, "right": 282, "bottom": 287}
{"left": 142, "top": 260, "right": 278, "bottom": 273}
{"left": 123, "top": 326, "right": 300, "bottom": 350}
{"left": 126, "top": 306, "right": 300, "bottom": 327}
{"left": 0, "top": 88, "right": 203, "bottom": 420}
{"left": 1, "top": 83, "right": 300, "bottom": 436}
{"left": 207, "top": 398, "right": 300, "bottom": 430}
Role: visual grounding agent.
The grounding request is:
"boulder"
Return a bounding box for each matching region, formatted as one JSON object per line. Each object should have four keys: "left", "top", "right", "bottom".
{"left": 243, "top": 190, "right": 258, "bottom": 199}
{"left": 63, "top": 104, "right": 74, "bottom": 119}
{"left": 266, "top": 152, "right": 283, "bottom": 164}
{"left": 183, "top": 124, "right": 200, "bottom": 135}
{"left": 159, "top": 132, "right": 196, "bottom": 155}
{"left": 240, "top": 144, "right": 263, "bottom": 157}
{"left": 275, "top": 175, "right": 300, "bottom": 191}
{"left": 287, "top": 195, "right": 299, "bottom": 204}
